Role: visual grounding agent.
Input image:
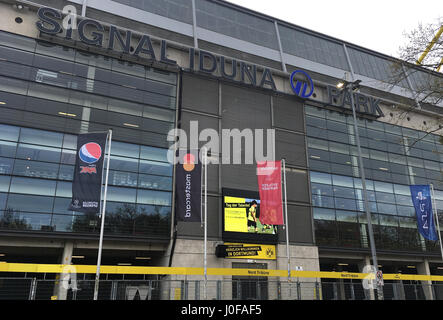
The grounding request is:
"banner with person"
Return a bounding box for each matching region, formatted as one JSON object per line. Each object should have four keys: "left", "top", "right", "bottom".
{"left": 410, "top": 185, "right": 438, "bottom": 241}
{"left": 256, "top": 161, "right": 284, "bottom": 225}
{"left": 69, "top": 132, "right": 108, "bottom": 213}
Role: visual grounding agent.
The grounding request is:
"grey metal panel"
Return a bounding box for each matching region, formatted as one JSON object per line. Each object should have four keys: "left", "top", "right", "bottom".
{"left": 221, "top": 164, "right": 259, "bottom": 192}
{"left": 285, "top": 169, "right": 310, "bottom": 204}
{"left": 275, "top": 130, "right": 306, "bottom": 168}
{"left": 112, "top": 0, "right": 194, "bottom": 24}
{"left": 78, "top": 0, "right": 194, "bottom": 36}
{"left": 220, "top": 83, "right": 272, "bottom": 191}
{"left": 347, "top": 46, "right": 410, "bottom": 89}
{"left": 195, "top": 0, "right": 279, "bottom": 50}
{"left": 196, "top": 27, "right": 282, "bottom": 63}
{"left": 180, "top": 111, "right": 219, "bottom": 193}
{"left": 283, "top": 204, "right": 314, "bottom": 244}
{"left": 221, "top": 84, "right": 271, "bottom": 130}
{"left": 177, "top": 195, "right": 220, "bottom": 238}
{"left": 273, "top": 95, "right": 304, "bottom": 133}
{"left": 278, "top": 24, "right": 349, "bottom": 71}
{"left": 182, "top": 74, "right": 219, "bottom": 115}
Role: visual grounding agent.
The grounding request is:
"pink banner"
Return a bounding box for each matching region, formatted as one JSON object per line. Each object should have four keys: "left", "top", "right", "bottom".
{"left": 257, "top": 161, "right": 284, "bottom": 225}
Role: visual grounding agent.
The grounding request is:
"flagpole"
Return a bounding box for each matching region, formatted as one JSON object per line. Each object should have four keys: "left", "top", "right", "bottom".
{"left": 430, "top": 184, "right": 443, "bottom": 262}
{"left": 202, "top": 147, "right": 208, "bottom": 300}
{"left": 93, "top": 129, "right": 112, "bottom": 301}
{"left": 282, "top": 159, "right": 290, "bottom": 281}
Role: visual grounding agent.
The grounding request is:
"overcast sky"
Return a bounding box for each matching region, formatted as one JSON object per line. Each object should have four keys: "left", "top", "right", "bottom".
{"left": 226, "top": 0, "right": 443, "bottom": 58}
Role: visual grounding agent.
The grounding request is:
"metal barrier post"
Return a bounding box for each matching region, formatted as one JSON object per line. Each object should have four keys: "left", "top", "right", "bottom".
{"left": 195, "top": 281, "right": 200, "bottom": 300}
{"left": 296, "top": 281, "right": 301, "bottom": 300}
{"left": 110, "top": 281, "right": 118, "bottom": 300}
{"left": 216, "top": 281, "right": 221, "bottom": 300}
{"left": 350, "top": 282, "right": 355, "bottom": 300}
{"left": 28, "top": 278, "right": 37, "bottom": 301}
{"left": 333, "top": 282, "right": 339, "bottom": 300}
{"left": 315, "top": 281, "right": 320, "bottom": 300}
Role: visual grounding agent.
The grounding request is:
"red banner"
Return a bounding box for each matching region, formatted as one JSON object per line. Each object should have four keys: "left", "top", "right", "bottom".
{"left": 256, "top": 161, "right": 284, "bottom": 225}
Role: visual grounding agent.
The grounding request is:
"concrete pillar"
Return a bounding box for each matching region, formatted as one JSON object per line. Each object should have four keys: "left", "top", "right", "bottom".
{"left": 417, "top": 259, "right": 434, "bottom": 300}
{"left": 358, "top": 256, "right": 375, "bottom": 300}
{"left": 53, "top": 242, "right": 74, "bottom": 300}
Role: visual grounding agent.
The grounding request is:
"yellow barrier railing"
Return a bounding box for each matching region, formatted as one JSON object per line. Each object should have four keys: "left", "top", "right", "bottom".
{"left": 1, "top": 262, "right": 443, "bottom": 281}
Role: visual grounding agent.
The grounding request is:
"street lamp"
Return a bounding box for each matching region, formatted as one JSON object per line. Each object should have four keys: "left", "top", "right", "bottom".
{"left": 337, "top": 79, "right": 384, "bottom": 300}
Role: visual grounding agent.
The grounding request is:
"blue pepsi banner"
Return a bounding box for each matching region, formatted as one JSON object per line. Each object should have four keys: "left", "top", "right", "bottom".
{"left": 410, "top": 185, "right": 438, "bottom": 241}
{"left": 69, "top": 132, "right": 108, "bottom": 213}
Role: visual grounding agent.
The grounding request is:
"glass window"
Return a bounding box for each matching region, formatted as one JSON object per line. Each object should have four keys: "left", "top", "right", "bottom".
{"left": 108, "top": 98, "right": 143, "bottom": 117}
{"left": 353, "top": 178, "right": 374, "bottom": 191}
{"left": 109, "top": 171, "right": 138, "bottom": 188}
{"left": 143, "top": 105, "right": 175, "bottom": 122}
{"left": 60, "top": 149, "right": 76, "bottom": 165}
{"left": 138, "top": 174, "right": 172, "bottom": 191}
{"left": 309, "top": 160, "right": 330, "bottom": 173}
{"left": 374, "top": 181, "right": 393, "bottom": 193}
{"left": 376, "top": 191, "right": 395, "bottom": 204}
{"left": 35, "top": 41, "right": 75, "bottom": 60}
{"left": 13, "top": 159, "right": 59, "bottom": 179}
{"left": 0, "top": 75, "right": 28, "bottom": 95}
{"left": 53, "top": 197, "right": 73, "bottom": 215}
{"left": 334, "top": 198, "right": 357, "bottom": 211}
{"left": 16, "top": 144, "right": 61, "bottom": 163}
{"left": 313, "top": 207, "right": 335, "bottom": 221}
{"left": 332, "top": 174, "right": 354, "bottom": 187}
{"left": 333, "top": 186, "right": 355, "bottom": 199}
{"left": 109, "top": 156, "right": 139, "bottom": 173}
{"left": 307, "top": 138, "right": 328, "bottom": 151}
{"left": 309, "top": 149, "right": 330, "bottom": 162}
{"left": 312, "top": 195, "right": 334, "bottom": 208}
{"left": 336, "top": 210, "right": 358, "bottom": 222}
{"left": 395, "top": 194, "right": 413, "bottom": 206}
{"left": 107, "top": 186, "right": 136, "bottom": 203}
{"left": 51, "top": 214, "right": 74, "bottom": 232}
{"left": 137, "top": 189, "right": 171, "bottom": 206}
{"left": 139, "top": 160, "right": 172, "bottom": 177}
{"left": 55, "top": 181, "right": 72, "bottom": 198}
{"left": 310, "top": 171, "right": 331, "bottom": 184}
{"left": 0, "top": 157, "right": 14, "bottom": 175}
{"left": 111, "top": 142, "right": 140, "bottom": 159}
{"left": 19, "top": 128, "right": 63, "bottom": 147}
{"left": 305, "top": 106, "right": 325, "bottom": 118}
{"left": 377, "top": 203, "right": 397, "bottom": 215}
{"left": 0, "top": 124, "right": 20, "bottom": 141}
{"left": 397, "top": 205, "right": 415, "bottom": 217}
{"left": 0, "top": 192, "right": 6, "bottom": 210}
{"left": 311, "top": 182, "right": 333, "bottom": 196}
{"left": 0, "top": 141, "right": 17, "bottom": 158}
{"left": 62, "top": 134, "right": 77, "bottom": 150}
{"left": 6, "top": 194, "right": 54, "bottom": 213}
{"left": 329, "top": 142, "right": 349, "bottom": 155}
{"left": 9, "top": 177, "right": 56, "bottom": 196}
{"left": 370, "top": 150, "right": 388, "bottom": 162}
{"left": 394, "top": 184, "right": 411, "bottom": 196}
{"left": 58, "top": 165, "right": 74, "bottom": 181}
{"left": 327, "top": 120, "right": 348, "bottom": 133}
{"left": 0, "top": 175, "right": 10, "bottom": 192}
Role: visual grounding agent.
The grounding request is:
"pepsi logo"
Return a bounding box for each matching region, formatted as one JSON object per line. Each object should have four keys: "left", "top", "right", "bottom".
{"left": 79, "top": 142, "right": 102, "bottom": 164}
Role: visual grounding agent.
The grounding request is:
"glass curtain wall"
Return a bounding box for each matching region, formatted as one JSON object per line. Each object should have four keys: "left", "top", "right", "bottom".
{"left": 0, "top": 31, "right": 177, "bottom": 239}
{"left": 306, "top": 105, "right": 443, "bottom": 253}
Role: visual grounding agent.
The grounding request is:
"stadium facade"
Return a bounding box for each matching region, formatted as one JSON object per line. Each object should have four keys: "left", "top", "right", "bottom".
{"left": 0, "top": 0, "right": 442, "bottom": 300}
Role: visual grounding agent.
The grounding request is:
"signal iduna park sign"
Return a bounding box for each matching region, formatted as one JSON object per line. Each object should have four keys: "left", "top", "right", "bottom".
{"left": 36, "top": 7, "right": 384, "bottom": 118}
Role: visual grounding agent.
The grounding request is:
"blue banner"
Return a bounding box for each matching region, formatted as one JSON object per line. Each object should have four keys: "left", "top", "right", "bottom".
{"left": 410, "top": 185, "right": 438, "bottom": 241}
